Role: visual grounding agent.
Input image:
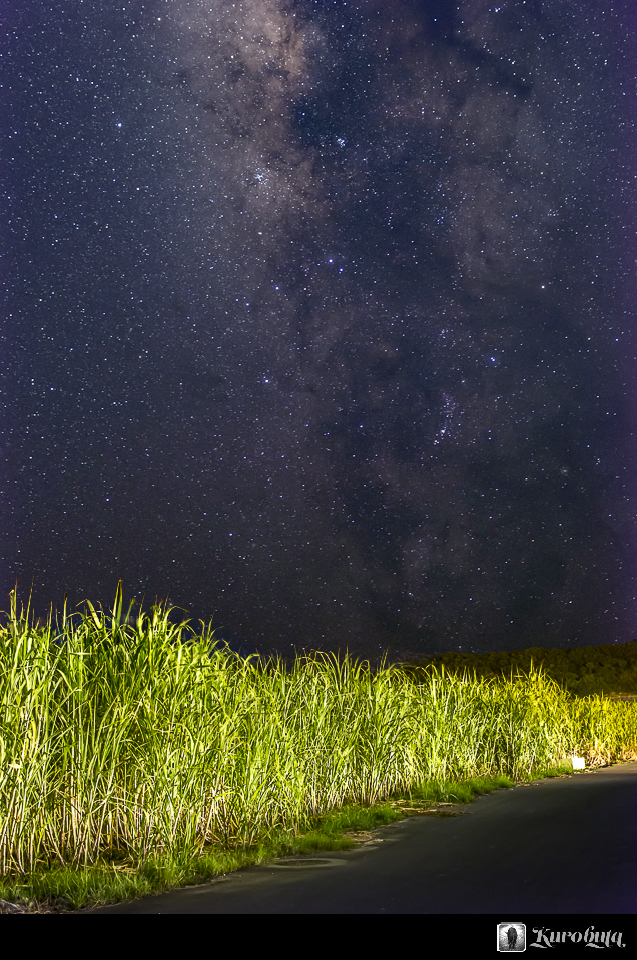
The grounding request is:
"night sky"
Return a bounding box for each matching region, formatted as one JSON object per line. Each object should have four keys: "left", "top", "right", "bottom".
{"left": 2, "top": 0, "right": 636, "bottom": 665}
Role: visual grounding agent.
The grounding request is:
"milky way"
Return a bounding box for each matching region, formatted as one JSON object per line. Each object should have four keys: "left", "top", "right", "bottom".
{"left": 3, "top": 0, "right": 636, "bottom": 663}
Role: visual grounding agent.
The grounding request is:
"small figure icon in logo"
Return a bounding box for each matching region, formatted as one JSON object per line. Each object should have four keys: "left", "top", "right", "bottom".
{"left": 497, "top": 922, "right": 526, "bottom": 952}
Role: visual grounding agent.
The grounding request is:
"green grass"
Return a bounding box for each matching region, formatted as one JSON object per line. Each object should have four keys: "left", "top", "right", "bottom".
{"left": 0, "top": 765, "right": 577, "bottom": 913}
{"left": 1, "top": 583, "right": 635, "bottom": 913}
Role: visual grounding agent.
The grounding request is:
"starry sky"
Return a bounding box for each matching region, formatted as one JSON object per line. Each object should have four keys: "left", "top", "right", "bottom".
{"left": 2, "top": 0, "right": 636, "bottom": 665}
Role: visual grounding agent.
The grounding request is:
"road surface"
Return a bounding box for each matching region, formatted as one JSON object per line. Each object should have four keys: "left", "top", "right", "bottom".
{"left": 80, "top": 761, "right": 637, "bottom": 914}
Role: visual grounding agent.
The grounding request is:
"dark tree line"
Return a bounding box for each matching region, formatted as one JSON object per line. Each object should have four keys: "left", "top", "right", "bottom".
{"left": 396, "top": 641, "right": 637, "bottom": 697}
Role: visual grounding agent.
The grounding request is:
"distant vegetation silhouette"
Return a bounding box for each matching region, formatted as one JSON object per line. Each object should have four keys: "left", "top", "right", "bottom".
{"left": 398, "top": 642, "right": 637, "bottom": 698}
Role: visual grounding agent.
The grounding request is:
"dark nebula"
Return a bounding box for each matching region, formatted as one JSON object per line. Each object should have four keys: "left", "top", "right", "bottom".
{"left": 2, "top": 1, "right": 636, "bottom": 664}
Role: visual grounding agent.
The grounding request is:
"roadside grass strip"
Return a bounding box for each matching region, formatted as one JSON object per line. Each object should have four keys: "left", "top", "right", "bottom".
{"left": 1, "top": 586, "right": 635, "bottom": 913}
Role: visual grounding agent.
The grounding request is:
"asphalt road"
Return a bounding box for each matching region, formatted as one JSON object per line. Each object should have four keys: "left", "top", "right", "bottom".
{"left": 81, "top": 761, "right": 637, "bottom": 914}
